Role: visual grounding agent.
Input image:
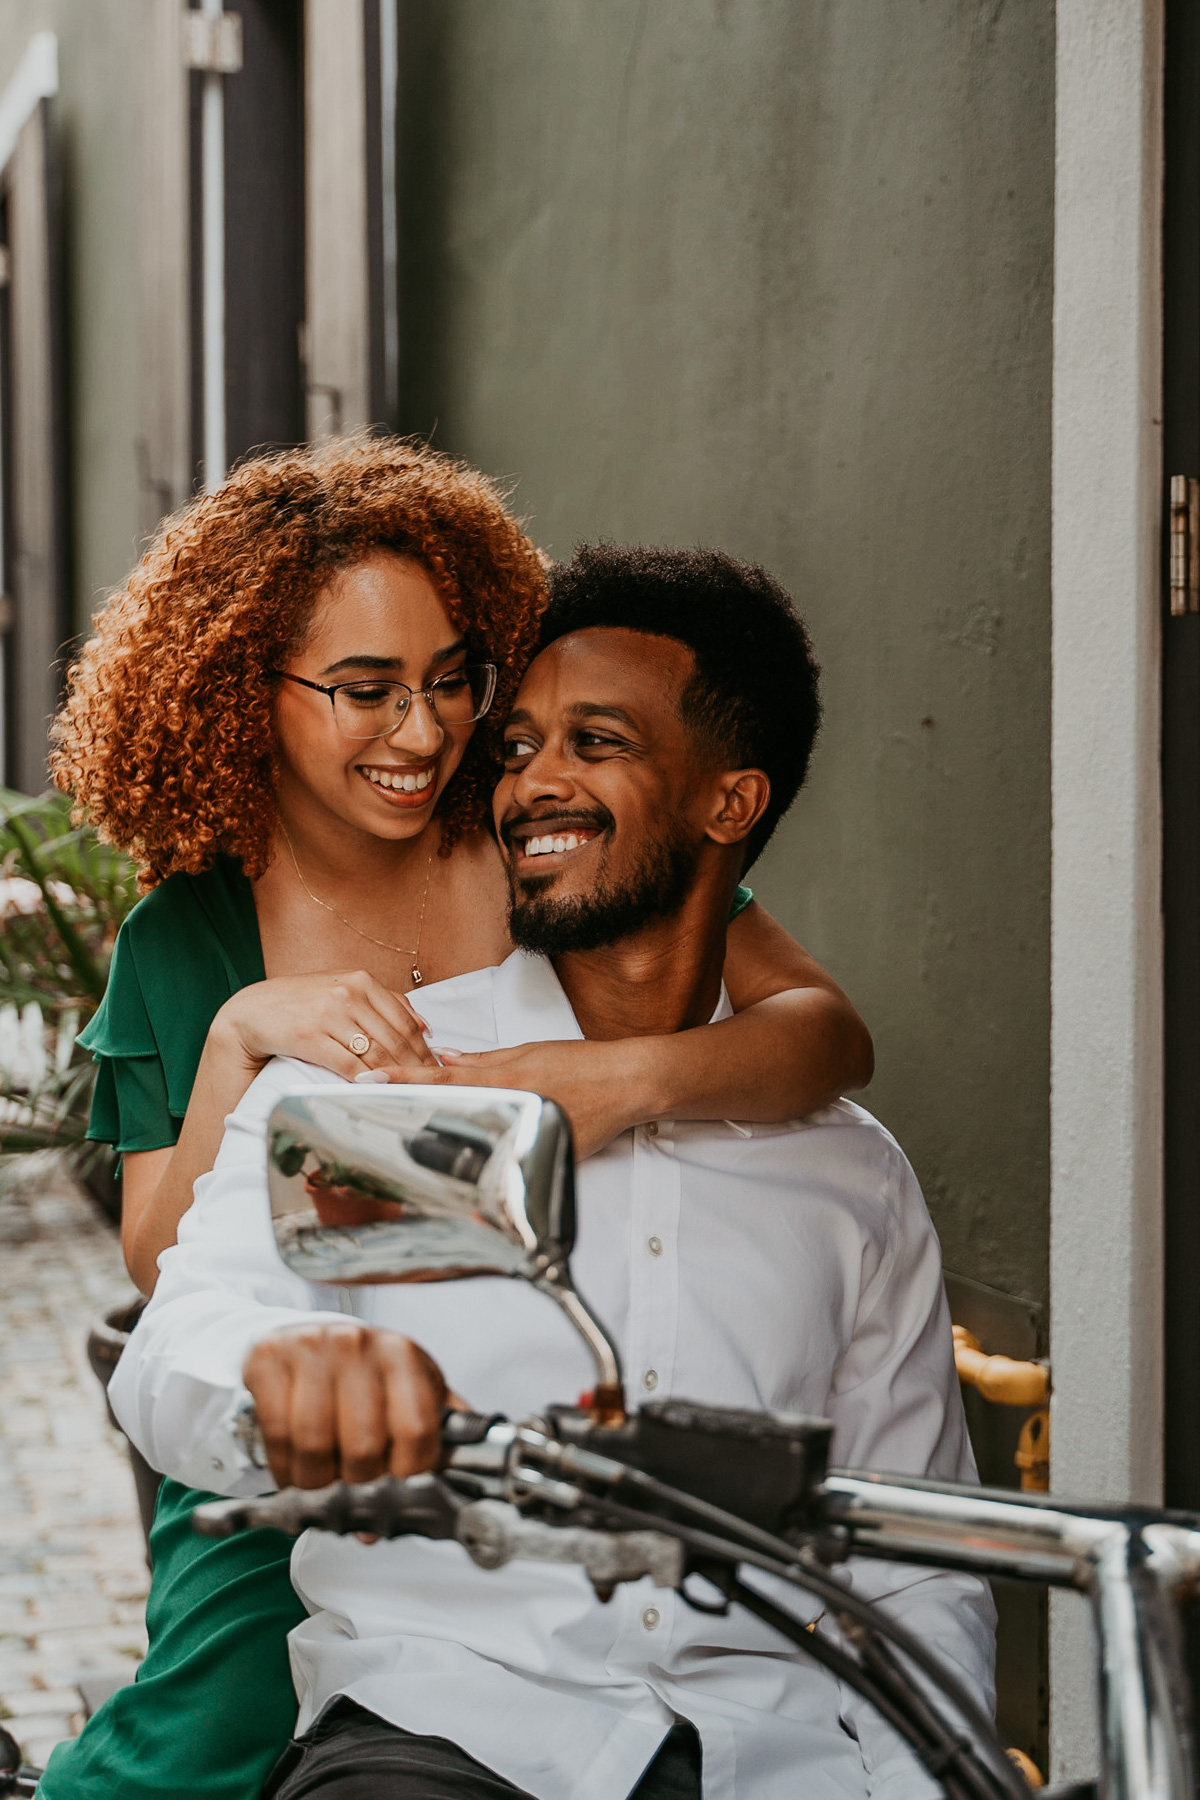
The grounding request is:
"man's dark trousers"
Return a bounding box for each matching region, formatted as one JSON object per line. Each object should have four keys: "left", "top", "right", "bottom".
{"left": 265, "top": 1699, "right": 703, "bottom": 1799}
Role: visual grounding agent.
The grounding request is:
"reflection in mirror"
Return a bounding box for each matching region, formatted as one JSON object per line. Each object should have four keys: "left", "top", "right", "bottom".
{"left": 268, "top": 1088, "right": 541, "bottom": 1284}
{"left": 266, "top": 1084, "right": 624, "bottom": 1420}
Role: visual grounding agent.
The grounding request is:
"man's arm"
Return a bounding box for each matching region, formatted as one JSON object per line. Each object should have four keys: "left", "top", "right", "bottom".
{"left": 108, "top": 1059, "right": 378, "bottom": 1494}
{"left": 822, "top": 1134, "right": 997, "bottom": 1798}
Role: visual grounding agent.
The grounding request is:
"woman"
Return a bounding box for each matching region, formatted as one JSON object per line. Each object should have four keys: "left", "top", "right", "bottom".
{"left": 40, "top": 436, "right": 873, "bottom": 1800}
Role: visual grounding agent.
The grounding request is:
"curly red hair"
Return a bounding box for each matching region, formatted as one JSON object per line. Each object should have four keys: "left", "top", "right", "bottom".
{"left": 51, "top": 436, "right": 546, "bottom": 887}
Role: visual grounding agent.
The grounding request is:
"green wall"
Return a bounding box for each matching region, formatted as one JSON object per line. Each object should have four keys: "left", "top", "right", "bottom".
{"left": 399, "top": 0, "right": 1055, "bottom": 1307}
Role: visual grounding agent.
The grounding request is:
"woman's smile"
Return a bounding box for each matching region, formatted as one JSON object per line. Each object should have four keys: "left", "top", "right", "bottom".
{"left": 356, "top": 759, "right": 439, "bottom": 806}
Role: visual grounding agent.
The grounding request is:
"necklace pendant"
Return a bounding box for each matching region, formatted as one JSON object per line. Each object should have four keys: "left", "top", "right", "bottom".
{"left": 410, "top": 966, "right": 423, "bottom": 987}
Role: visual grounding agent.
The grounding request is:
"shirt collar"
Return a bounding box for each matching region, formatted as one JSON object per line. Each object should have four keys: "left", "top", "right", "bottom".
{"left": 490, "top": 949, "right": 731, "bottom": 1046}
{"left": 491, "top": 951, "right": 584, "bottom": 1048}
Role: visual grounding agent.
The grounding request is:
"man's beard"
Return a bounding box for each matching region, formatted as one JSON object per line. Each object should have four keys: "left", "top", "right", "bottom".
{"left": 507, "top": 821, "right": 699, "bottom": 955}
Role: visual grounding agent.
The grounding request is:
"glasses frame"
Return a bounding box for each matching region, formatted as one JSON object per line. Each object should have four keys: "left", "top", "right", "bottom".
{"left": 272, "top": 664, "right": 499, "bottom": 739}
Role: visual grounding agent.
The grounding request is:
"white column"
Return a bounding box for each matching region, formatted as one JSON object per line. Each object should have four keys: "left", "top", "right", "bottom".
{"left": 8, "top": 100, "right": 60, "bottom": 791}
{"left": 1050, "top": 0, "right": 1164, "bottom": 1778}
{"left": 304, "top": 0, "right": 369, "bottom": 440}
{"left": 139, "top": 0, "right": 191, "bottom": 529}
{"left": 201, "top": 0, "right": 226, "bottom": 490}
{"left": 0, "top": 33, "right": 62, "bottom": 791}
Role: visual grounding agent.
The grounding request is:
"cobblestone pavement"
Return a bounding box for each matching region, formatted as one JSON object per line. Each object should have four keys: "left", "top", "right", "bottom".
{"left": 0, "top": 1175, "right": 148, "bottom": 1770}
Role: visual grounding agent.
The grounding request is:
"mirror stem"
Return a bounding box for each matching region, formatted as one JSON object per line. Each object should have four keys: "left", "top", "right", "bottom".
{"left": 533, "top": 1273, "right": 626, "bottom": 1426}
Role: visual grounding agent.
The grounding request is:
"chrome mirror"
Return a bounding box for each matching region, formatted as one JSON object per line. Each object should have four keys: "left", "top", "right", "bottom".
{"left": 266, "top": 1085, "right": 624, "bottom": 1421}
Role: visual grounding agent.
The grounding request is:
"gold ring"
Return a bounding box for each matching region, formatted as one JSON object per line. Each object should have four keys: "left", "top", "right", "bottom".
{"left": 348, "top": 1033, "right": 371, "bottom": 1057}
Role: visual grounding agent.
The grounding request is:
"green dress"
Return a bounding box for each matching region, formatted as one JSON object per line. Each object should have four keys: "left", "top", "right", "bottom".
{"left": 38, "top": 859, "right": 756, "bottom": 1799}
{"left": 38, "top": 859, "right": 309, "bottom": 1800}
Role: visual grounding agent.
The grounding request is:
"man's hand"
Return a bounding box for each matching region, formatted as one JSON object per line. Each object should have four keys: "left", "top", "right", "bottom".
{"left": 243, "top": 1323, "right": 447, "bottom": 1490}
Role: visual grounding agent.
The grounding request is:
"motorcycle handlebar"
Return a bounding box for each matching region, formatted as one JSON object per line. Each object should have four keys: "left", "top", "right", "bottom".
{"left": 204, "top": 1400, "right": 1200, "bottom": 1604}
{"left": 191, "top": 1399, "right": 1200, "bottom": 1800}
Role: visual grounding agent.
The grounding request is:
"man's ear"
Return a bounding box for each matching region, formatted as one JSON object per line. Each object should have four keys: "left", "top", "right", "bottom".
{"left": 705, "top": 768, "right": 771, "bottom": 848}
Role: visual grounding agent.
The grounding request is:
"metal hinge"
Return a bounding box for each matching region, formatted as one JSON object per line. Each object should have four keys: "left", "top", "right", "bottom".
{"left": 1170, "top": 475, "right": 1200, "bottom": 615}
{"left": 182, "top": 11, "right": 243, "bottom": 74}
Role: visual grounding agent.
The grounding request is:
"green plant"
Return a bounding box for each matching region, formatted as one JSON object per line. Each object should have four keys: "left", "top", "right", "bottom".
{"left": 0, "top": 788, "right": 138, "bottom": 1201}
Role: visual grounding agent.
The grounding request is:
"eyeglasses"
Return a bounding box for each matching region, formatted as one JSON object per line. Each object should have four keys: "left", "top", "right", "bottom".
{"left": 272, "top": 664, "right": 498, "bottom": 738}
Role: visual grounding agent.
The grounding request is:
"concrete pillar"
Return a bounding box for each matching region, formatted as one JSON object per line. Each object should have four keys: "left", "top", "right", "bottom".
{"left": 304, "top": 0, "right": 370, "bottom": 440}
{"left": 1049, "top": 0, "right": 1164, "bottom": 1776}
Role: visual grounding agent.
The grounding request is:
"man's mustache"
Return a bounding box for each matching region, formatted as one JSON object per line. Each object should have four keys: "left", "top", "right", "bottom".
{"left": 499, "top": 804, "right": 615, "bottom": 852}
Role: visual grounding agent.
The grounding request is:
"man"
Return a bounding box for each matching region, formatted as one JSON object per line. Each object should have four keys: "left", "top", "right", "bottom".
{"left": 111, "top": 544, "right": 994, "bottom": 1800}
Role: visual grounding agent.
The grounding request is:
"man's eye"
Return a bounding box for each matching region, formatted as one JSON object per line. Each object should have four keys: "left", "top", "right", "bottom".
{"left": 504, "top": 736, "right": 537, "bottom": 760}
{"left": 575, "top": 732, "right": 621, "bottom": 752}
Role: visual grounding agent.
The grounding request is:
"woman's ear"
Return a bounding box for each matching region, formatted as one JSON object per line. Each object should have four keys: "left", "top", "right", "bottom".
{"left": 705, "top": 768, "right": 771, "bottom": 847}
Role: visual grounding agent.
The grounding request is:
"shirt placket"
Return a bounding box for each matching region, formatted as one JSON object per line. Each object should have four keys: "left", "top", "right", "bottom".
{"left": 627, "top": 1121, "right": 682, "bottom": 1405}
{"left": 604, "top": 1122, "right": 683, "bottom": 1671}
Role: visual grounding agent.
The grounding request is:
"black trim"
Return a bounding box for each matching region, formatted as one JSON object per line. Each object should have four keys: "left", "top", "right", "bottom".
{"left": 1162, "top": 0, "right": 1200, "bottom": 1511}
{"left": 222, "top": 0, "right": 305, "bottom": 463}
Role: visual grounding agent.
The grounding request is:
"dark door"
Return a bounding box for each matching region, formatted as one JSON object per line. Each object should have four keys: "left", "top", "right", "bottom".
{"left": 1162, "top": 0, "right": 1200, "bottom": 1696}
{"left": 190, "top": 0, "right": 306, "bottom": 477}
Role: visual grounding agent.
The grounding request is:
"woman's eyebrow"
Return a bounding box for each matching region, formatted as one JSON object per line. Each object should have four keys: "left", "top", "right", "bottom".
{"left": 321, "top": 639, "right": 467, "bottom": 677}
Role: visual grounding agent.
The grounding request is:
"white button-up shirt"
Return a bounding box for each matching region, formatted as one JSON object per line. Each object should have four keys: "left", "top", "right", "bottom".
{"left": 111, "top": 951, "right": 994, "bottom": 1800}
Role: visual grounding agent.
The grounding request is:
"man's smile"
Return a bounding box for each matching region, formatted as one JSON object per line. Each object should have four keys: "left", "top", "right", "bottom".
{"left": 504, "top": 811, "right": 609, "bottom": 870}
{"left": 519, "top": 829, "right": 599, "bottom": 861}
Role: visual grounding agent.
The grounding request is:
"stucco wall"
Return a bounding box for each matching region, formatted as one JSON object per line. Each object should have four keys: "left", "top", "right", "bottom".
{"left": 399, "top": 0, "right": 1056, "bottom": 1306}
{"left": 0, "top": 0, "right": 145, "bottom": 631}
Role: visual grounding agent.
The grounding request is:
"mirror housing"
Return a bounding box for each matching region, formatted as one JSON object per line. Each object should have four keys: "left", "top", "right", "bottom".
{"left": 267, "top": 1084, "right": 624, "bottom": 1421}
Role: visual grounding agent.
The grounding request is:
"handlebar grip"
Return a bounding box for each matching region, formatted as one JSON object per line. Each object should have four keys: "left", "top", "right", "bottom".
{"left": 193, "top": 1471, "right": 462, "bottom": 1541}
{"left": 441, "top": 1408, "right": 506, "bottom": 1449}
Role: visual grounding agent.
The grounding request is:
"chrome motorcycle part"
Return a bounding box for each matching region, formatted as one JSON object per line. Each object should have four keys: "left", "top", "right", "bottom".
{"left": 265, "top": 1085, "right": 624, "bottom": 1419}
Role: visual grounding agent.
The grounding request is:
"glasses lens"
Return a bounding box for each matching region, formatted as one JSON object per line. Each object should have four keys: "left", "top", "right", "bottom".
{"left": 429, "top": 664, "right": 497, "bottom": 724}
{"left": 331, "top": 682, "right": 411, "bottom": 739}
{"left": 329, "top": 666, "right": 497, "bottom": 738}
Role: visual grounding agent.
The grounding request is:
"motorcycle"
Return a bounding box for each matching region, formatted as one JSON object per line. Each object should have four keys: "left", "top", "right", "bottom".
{"left": 4, "top": 1085, "right": 1197, "bottom": 1800}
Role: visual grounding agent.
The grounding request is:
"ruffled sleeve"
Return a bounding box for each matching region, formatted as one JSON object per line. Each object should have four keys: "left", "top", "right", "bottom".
{"left": 78, "top": 920, "right": 177, "bottom": 1150}
{"left": 77, "top": 859, "right": 264, "bottom": 1154}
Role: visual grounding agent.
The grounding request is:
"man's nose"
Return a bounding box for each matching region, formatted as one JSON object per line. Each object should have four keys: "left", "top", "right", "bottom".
{"left": 380, "top": 692, "right": 445, "bottom": 756}
{"left": 510, "top": 743, "right": 575, "bottom": 805}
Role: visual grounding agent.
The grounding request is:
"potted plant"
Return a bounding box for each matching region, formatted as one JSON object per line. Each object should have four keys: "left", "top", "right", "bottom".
{"left": 0, "top": 789, "right": 138, "bottom": 1220}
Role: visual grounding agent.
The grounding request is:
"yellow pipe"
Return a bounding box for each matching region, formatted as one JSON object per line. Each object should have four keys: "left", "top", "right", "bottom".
{"left": 952, "top": 1326, "right": 1049, "bottom": 1408}
{"left": 1007, "top": 1748, "right": 1044, "bottom": 1789}
{"left": 1015, "top": 1407, "right": 1050, "bottom": 1494}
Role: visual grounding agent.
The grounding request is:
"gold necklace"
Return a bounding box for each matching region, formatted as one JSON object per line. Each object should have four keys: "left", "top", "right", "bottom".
{"left": 280, "top": 824, "right": 435, "bottom": 987}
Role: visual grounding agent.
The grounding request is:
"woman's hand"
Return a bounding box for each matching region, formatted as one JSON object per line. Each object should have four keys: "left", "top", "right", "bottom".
{"left": 123, "top": 974, "right": 437, "bottom": 1295}
{"left": 366, "top": 1039, "right": 655, "bottom": 1160}
{"left": 213, "top": 970, "right": 440, "bottom": 1082}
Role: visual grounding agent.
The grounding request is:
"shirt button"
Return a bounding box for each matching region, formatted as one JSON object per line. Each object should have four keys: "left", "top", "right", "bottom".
{"left": 645, "top": 1122, "right": 659, "bottom": 1137}
{"left": 642, "top": 1369, "right": 659, "bottom": 1391}
{"left": 642, "top": 1606, "right": 660, "bottom": 1630}
{"left": 647, "top": 1235, "right": 663, "bottom": 1257}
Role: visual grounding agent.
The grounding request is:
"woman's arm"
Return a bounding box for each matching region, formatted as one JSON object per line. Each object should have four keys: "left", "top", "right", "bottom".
{"left": 121, "top": 1024, "right": 268, "bottom": 1295}
{"left": 121, "top": 970, "right": 439, "bottom": 1296}
{"left": 431, "top": 902, "right": 873, "bottom": 1157}
{"left": 706, "top": 896, "right": 875, "bottom": 1099}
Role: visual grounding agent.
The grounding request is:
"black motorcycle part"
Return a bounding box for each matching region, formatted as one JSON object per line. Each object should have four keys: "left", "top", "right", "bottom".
{"left": 546, "top": 1397, "right": 832, "bottom": 1539}
{"left": 0, "top": 1726, "right": 40, "bottom": 1798}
